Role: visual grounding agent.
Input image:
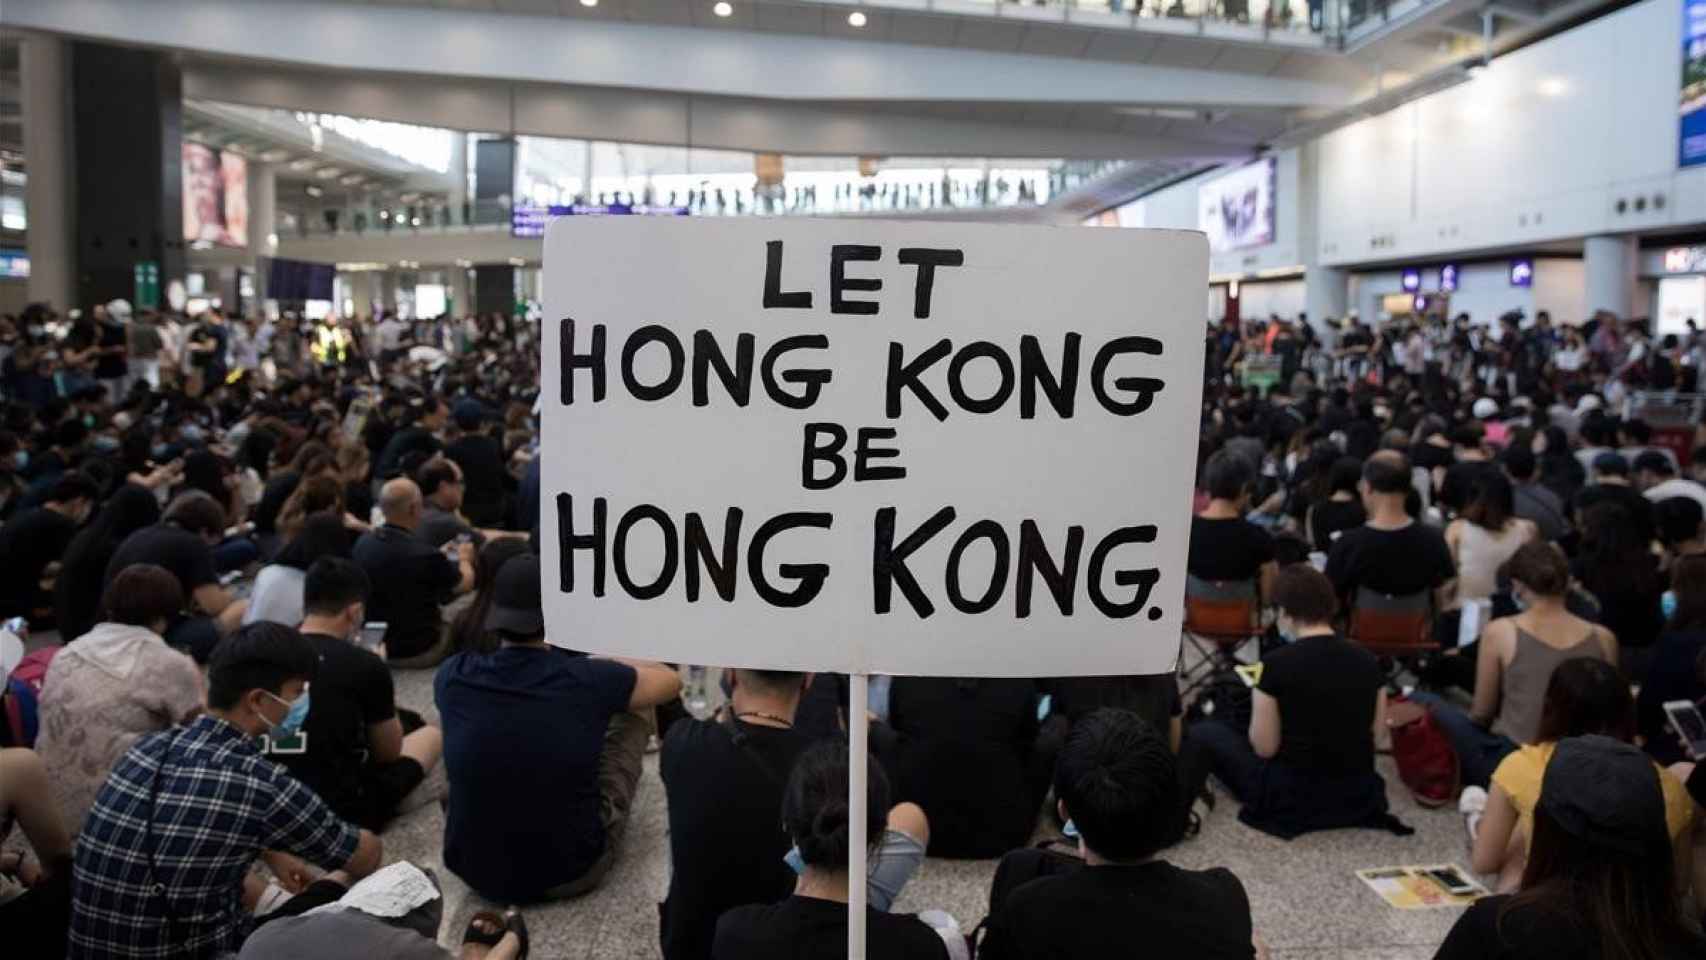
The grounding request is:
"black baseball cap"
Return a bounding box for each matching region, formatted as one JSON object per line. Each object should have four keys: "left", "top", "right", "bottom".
{"left": 1632, "top": 450, "right": 1675, "bottom": 476}
{"left": 485, "top": 553, "right": 544, "bottom": 635}
{"left": 1591, "top": 452, "right": 1630, "bottom": 477}
{"left": 1537, "top": 735, "right": 1668, "bottom": 857}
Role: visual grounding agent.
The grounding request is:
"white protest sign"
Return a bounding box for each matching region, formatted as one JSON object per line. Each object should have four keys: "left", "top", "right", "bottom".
{"left": 541, "top": 218, "right": 1206, "bottom": 677}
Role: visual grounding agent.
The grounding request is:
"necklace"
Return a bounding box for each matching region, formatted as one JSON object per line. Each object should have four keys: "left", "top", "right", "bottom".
{"left": 734, "top": 711, "right": 794, "bottom": 729}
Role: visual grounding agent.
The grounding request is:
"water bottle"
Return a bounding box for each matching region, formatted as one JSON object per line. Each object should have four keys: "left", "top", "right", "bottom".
{"left": 684, "top": 665, "right": 710, "bottom": 719}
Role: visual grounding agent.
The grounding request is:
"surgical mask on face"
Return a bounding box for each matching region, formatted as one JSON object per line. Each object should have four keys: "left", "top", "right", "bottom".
{"left": 82, "top": 414, "right": 95, "bottom": 429}
{"left": 783, "top": 845, "right": 805, "bottom": 876}
{"left": 262, "top": 688, "right": 311, "bottom": 738}
{"left": 1662, "top": 590, "right": 1678, "bottom": 620}
{"left": 151, "top": 443, "right": 169, "bottom": 460}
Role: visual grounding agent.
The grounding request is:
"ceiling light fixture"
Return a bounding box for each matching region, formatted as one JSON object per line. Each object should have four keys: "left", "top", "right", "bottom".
{"left": 713, "top": 2, "right": 733, "bottom": 16}
{"left": 581, "top": 0, "right": 598, "bottom": 6}
{"left": 848, "top": 10, "right": 867, "bottom": 26}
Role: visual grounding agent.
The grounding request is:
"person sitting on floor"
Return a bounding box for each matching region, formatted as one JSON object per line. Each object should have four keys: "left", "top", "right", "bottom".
{"left": 714, "top": 741, "right": 954, "bottom": 960}
{"left": 1413, "top": 542, "right": 1617, "bottom": 789}
{"left": 1325, "top": 450, "right": 1455, "bottom": 612}
{"left": 262, "top": 557, "right": 443, "bottom": 832}
{"left": 68, "top": 622, "right": 383, "bottom": 959}
{"left": 0, "top": 746, "right": 75, "bottom": 957}
{"left": 36, "top": 563, "right": 204, "bottom": 835}
{"left": 1178, "top": 564, "right": 1406, "bottom": 839}
{"left": 1469, "top": 657, "right": 1696, "bottom": 893}
{"left": 1436, "top": 736, "right": 1706, "bottom": 960}
{"left": 981, "top": 709, "right": 1265, "bottom": 960}
{"left": 660, "top": 668, "right": 931, "bottom": 960}
{"left": 352, "top": 477, "right": 475, "bottom": 669}
{"left": 435, "top": 552, "right": 680, "bottom": 903}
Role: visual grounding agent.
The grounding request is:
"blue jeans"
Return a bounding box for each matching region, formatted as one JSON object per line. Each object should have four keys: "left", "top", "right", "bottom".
{"left": 1405, "top": 691, "right": 1516, "bottom": 789}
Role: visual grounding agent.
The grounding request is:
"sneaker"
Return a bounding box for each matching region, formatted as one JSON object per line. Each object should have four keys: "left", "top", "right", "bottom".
{"left": 1458, "top": 785, "right": 1487, "bottom": 845}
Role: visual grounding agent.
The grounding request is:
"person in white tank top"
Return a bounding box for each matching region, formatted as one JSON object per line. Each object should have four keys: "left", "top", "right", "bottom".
{"left": 1445, "top": 470, "right": 1538, "bottom": 609}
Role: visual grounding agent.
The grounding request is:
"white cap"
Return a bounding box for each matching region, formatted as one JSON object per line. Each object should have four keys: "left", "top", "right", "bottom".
{"left": 0, "top": 630, "right": 23, "bottom": 684}
{"left": 106, "top": 298, "right": 133, "bottom": 321}
{"left": 1577, "top": 394, "right": 1603, "bottom": 414}
{"left": 1472, "top": 398, "right": 1499, "bottom": 420}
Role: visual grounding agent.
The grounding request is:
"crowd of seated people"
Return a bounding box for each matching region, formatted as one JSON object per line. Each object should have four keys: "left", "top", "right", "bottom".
{"left": 2, "top": 296, "right": 1706, "bottom": 959}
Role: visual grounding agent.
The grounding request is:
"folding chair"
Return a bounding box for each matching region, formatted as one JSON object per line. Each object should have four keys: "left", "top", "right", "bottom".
{"left": 1179, "top": 575, "right": 1261, "bottom": 696}
{"left": 1347, "top": 586, "right": 1438, "bottom": 686}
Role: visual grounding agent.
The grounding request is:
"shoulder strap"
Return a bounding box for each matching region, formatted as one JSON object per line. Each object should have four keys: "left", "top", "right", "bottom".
{"left": 717, "top": 710, "right": 788, "bottom": 788}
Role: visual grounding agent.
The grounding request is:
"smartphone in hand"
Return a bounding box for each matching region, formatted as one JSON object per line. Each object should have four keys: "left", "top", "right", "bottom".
{"left": 1663, "top": 700, "right": 1706, "bottom": 760}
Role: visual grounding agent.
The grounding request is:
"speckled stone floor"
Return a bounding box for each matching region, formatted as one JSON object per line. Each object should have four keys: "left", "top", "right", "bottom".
{"left": 383, "top": 665, "right": 1470, "bottom": 960}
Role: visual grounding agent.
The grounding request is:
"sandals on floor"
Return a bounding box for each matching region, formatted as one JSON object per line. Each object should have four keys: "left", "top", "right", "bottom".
{"left": 504, "top": 907, "right": 530, "bottom": 960}
{"left": 462, "top": 910, "right": 508, "bottom": 950}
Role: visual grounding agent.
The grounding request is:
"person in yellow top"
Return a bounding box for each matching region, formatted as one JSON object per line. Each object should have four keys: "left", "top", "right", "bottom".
{"left": 1471, "top": 657, "right": 1696, "bottom": 895}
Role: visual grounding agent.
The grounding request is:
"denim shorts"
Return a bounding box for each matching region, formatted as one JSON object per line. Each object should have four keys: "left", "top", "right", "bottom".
{"left": 866, "top": 828, "right": 927, "bottom": 912}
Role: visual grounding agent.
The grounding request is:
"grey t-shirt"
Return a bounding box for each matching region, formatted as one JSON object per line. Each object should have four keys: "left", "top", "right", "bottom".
{"left": 417, "top": 506, "right": 479, "bottom": 550}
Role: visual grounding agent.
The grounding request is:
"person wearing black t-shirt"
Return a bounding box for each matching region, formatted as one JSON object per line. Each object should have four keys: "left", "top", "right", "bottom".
{"left": 443, "top": 402, "right": 509, "bottom": 528}
{"left": 1326, "top": 451, "right": 1455, "bottom": 606}
{"left": 264, "top": 558, "right": 442, "bottom": 832}
{"left": 0, "top": 472, "right": 96, "bottom": 624}
{"left": 661, "top": 670, "right": 931, "bottom": 960}
{"left": 1572, "top": 452, "right": 1655, "bottom": 546}
{"left": 1179, "top": 566, "right": 1399, "bottom": 840}
{"left": 714, "top": 742, "right": 951, "bottom": 960}
{"left": 105, "top": 491, "right": 248, "bottom": 651}
{"left": 1188, "top": 450, "right": 1277, "bottom": 597}
{"left": 352, "top": 478, "right": 474, "bottom": 667}
{"left": 1306, "top": 456, "right": 1367, "bottom": 551}
{"left": 981, "top": 709, "right": 1261, "bottom": 960}
{"left": 375, "top": 397, "right": 447, "bottom": 484}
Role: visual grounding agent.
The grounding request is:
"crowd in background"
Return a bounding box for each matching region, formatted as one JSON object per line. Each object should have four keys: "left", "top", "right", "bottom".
{"left": 0, "top": 295, "right": 1704, "bottom": 960}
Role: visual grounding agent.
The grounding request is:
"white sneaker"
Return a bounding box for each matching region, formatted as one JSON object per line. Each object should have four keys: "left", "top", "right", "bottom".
{"left": 1459, "top": 785, "right": 1487, "bottom": 845}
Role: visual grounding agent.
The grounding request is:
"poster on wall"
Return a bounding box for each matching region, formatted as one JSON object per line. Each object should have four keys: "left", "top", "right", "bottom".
{"left": 540, "top": 219, "right": 1207, "bottom": 677}
{"left": 182, "top": 143, "right": 249, "bottom": 247}
{"left": 1198, "top": 157, "right": 1276, "bottom": 252}
{"left": 1685, "top": 0, "right": 1706, "bottom": 167}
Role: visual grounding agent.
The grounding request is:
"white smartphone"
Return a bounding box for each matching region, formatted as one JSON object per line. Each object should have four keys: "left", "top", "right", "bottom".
{"left": 1662, "top": 700, "right": 1706, "bottom": 760}
{"left": 358, "top": 621, "right": 388, "bottom": 657}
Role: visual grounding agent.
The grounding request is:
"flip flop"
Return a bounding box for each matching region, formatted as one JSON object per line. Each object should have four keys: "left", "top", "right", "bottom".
{"left": 462, "top": 910, "right": 507, "bottom": 949}
{"left": 504, "top": 907, "right": 531, "bottom": 960}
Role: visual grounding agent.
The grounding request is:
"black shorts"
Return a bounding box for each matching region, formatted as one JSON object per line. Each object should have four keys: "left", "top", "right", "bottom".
{"left": 349, "top": 757, "right": 426, "bottom": 832}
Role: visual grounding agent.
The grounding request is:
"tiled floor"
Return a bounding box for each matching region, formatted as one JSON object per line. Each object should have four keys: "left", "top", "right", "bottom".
{"left": 385, "top": 668, "right": 1470, "bottom": 959}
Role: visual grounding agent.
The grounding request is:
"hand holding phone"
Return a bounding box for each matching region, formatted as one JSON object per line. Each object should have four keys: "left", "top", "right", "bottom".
{"left": 1663, "top": 700, "right": 1706, "bottom": 761}
{"left": 358, "top": 621, "right": 387, "bottom": 659}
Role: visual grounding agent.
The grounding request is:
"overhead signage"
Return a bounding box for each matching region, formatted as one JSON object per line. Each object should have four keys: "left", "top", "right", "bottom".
{"left": 540, "top": 219, "right": 1207, "bottom": 677}
{"left": 512, "top": 203, "right": 690, "bottom": 238}
{"left": 1509, "top": 259, "right": 1534, "bottom": 288}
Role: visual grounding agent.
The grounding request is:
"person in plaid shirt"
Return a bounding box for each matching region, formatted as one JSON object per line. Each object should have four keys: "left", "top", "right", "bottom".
{"left": 69, "top": 622, "right": 383, "bottom": 959}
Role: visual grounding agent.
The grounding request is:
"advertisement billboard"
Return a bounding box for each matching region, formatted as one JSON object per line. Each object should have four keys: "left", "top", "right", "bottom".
{"left": 1198, "top": 157, "right": 1276, "bottom": 253}
{"left": 182, "top": 143, "right": 249, "bottom": 247}
{"left": 1685, "top": 0, "right": 1706, "bottom": 167}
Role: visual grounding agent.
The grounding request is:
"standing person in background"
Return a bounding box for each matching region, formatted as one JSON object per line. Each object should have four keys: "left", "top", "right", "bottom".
{"left": 126, "top": 306, "right": 166, "bottom": 391}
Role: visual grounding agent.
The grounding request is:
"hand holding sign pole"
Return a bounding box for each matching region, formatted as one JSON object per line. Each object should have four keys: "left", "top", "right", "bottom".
{"left": 541, "top": 218, "right": 1207, "bottom": 958}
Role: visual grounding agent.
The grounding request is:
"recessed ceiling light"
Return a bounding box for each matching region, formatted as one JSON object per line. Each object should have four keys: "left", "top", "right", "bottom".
{"left": 713, "top": 2, "right": 732, "bottom": 16}
{"left": 848, "top": 10, "right": 867, "bottom": 26}
{"left": 580, "top": 0, "right": 597, "bottom": 6}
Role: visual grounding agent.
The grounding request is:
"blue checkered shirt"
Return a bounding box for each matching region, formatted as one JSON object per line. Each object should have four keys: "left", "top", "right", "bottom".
{"left": 69, "top": 714, "right": 361, "bottom": 959}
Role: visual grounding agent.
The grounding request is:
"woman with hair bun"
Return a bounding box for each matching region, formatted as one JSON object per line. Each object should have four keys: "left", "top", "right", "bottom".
{"left": 713, "top": 741, "right": 949, "bottom": 960}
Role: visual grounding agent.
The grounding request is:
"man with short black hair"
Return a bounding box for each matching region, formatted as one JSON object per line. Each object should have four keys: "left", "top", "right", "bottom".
{"left": 443, "top": 400, "right": 508, "bottom": 528}
{"left": 1500, "top": 446, "right": 1570, "bottom": 542}
{"left": 0, "top": 470, "right": 96, "bottom": 623}
{"left": 980, "top": 709, "right": 1263, "bottom": 960}
{"left": 107, "top": 490, "right": 248, "bottom": 655}
{"left": 1573, "top": 452, "right": 1655, "bottom": 544}
{"left": 265, "top": 557, "right": 443, "bottom": 831}
{"left": 69, "top": 622, "right": 383, "bottom": 959}
{"left": 1634, "top": 449, "right": 1706, "bottom": 513}
{"left": 1326, "top": 451, "right": 1455, "bottom": 607}
{"left": 436, "top": 553, "right": 682, "bottom": 903}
